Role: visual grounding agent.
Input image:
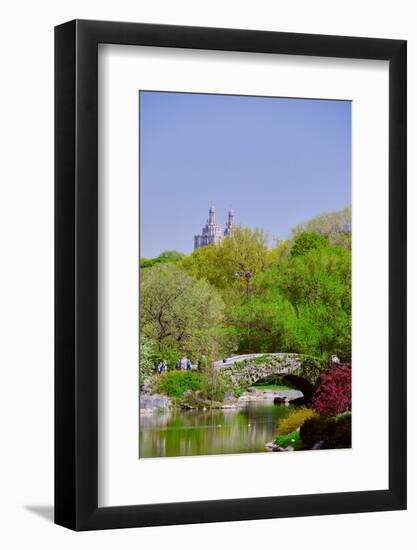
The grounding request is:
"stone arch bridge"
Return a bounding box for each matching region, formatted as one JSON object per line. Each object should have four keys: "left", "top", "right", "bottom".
{"left": 213, "top": 353, "right": 324, "bottom": 389}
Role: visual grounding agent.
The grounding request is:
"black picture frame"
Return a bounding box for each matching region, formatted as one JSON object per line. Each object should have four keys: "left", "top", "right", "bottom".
{"left": 55, "top": 19, "right": 407, "bottom": 531}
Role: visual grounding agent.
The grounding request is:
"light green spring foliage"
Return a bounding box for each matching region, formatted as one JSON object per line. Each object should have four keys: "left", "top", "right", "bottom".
{"left": 180, "top": 226, "right": 269, "bottom": 300}
{"left": 139, "top": 335, "right": 156, "bottom": 383}
{"left": 230, "top": 231, "right": 351, "bottom": 360}
{"left": 291, "top": 206, "right": 351, "bottom": 249}
{"left": 290, "top": 231, "right": 330, "bottom": 257}
{"left": 140, "top": 249, "right": 185, "bottom": 269}
{"left": 140, "top": 263, "right": 236, "bottom": 362}
{"left": 140, "top": 207, "right": 352, "bottom": 371}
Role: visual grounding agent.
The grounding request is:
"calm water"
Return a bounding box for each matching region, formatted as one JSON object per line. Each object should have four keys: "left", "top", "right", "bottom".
{"left": 139, "top": 401, "right": 293, "bottom": 458}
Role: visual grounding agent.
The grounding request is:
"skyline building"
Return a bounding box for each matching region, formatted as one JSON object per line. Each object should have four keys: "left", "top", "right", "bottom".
{"left": 194, "top": 206, "right": 236, "bottom": 250}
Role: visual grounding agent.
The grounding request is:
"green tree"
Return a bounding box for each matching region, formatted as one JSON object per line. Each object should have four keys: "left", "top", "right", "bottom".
{"left": 291, "top": 206, "right": 351, "bottom": 249}
{"left": 218, "top": 225, "right": 269, "bottom": 280}
{"left": 140, "top": 250, "right": 185, "bottom": 269}
{"left": 181, "top": 226, "right": 269, "bottom": 296}
{"left": 230, "top": 245, "right": 351, "bottom": 360}
{"left": 280, "top": 246, "right": 351, "bottom": 308}
{"left": 267, "top": 239, "right": 291, "bottom": 267}
{"left": 230, "top": 290, "right": 296, "bottom": 353}
{"left": 180, "top": 244, "right": 228, "bottom": 289}
{"left": 279, "top": 246, "right": 351, "bottom": 359}
{"left": 291, "top": 231, "right": 330, "bottom": 257}
{"left": 140, "top": 264, "right": 229, "bottom": 361}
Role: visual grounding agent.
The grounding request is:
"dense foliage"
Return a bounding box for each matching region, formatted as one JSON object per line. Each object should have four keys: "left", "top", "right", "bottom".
{"left": 291, "top": 207, "right": 351, "bottom": 249}
{"left": 230, "top": 239, "right": 351, "bottom": 359}
{"left": 311, "top": 363, "right": 352, "bottom": 415}
{"left": 290, "top": 231, "right": 330, "bottom": 257}
{"left": 140, "top": 207, "right": 351, "bottom": 383}
{"left": 154, "top": 371, "right": 204, "bottom": 399}
{"left": 153, "top": 370, "right": 234, "bottom": 404}
{"left": 300, "top": 413, "right": 351, "bottom": 449}
{"left": 140, "top": 264, "right": 237, "bottom": 365}
{"left": 140, "top": 250, "right": 185, "bottom": 269}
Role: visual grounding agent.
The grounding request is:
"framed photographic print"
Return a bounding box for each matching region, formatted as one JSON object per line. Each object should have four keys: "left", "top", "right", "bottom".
{"left": 55, "top": 20, "right": 407, "bottom": 530}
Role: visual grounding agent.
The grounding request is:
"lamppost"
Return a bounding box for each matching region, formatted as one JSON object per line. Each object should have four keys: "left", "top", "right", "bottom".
{"left": 234, "top": 271, "right": 254, "bottom": 299}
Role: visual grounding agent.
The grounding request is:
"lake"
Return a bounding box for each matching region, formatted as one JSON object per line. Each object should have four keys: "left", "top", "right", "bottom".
{"left": 139, "top": 401, "right": 293, "bottom": 458}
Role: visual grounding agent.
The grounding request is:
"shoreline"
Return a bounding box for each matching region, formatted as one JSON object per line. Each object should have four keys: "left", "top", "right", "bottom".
{"left": 139, "top": 388, "right": 303, "bottom": 415}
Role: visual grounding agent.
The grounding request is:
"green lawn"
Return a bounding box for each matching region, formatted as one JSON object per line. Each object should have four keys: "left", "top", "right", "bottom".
{"left": 249, "top": 384, "right": 294, "bottom": 391}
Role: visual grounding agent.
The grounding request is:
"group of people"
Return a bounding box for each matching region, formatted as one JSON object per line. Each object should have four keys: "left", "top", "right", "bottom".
{"left": 176, "top": 356, "right": 194, "bottom": 371}
{"left": 155, "top": 355, "right": 195, "bottom": 375}
{"left": 155, "top": 360, "right": 168, "bottom": 374}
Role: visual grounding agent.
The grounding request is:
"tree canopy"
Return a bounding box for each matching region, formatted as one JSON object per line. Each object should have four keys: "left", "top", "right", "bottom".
{"left": 140, "top": 207, "right": 352, "bottom": 370}
{"left": 140, "top": 250, "right": 185, "bottom": 269}
{"left": 291, "top": 206, "right": 351, "bottom": 249}
{"left": 140, "top": 264, "right": 237, "bottom": 363}
{"left": 180, "top": 226, "right": 269, "bottom": 301}
{"left": 290, "top": 231, "right": 330, "bottom": 257}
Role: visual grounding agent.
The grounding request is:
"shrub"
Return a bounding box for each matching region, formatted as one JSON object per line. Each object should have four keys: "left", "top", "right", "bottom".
{"left": 200, "top": 370, "right": 231, "bottom": 402}
{"left": 155, "top": 371, "right": 204, "bottom": 399}
{"left": 278, "top": 407, "right": 317, "bottom": 435}
{"left": 311, "top": 363, "right": 351, "bottom": 416}
{"left": 328, "top": 413, "right": 352, "bottom": 448}
{"left": 300, "top": 414, "right": 351, "bottom": 449}
{"left": 300, "top": 416, "right": 336, "bottom": 447}
{"left": 180, "top": 390, "right": 222, "bottom": 409}
{"left": 155, "top": 369, "right": 235, "bottom": 403}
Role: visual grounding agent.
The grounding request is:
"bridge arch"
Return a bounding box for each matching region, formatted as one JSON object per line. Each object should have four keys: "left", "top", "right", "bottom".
{"left": 214, "top": 353, "right": 324, "bottom": 388}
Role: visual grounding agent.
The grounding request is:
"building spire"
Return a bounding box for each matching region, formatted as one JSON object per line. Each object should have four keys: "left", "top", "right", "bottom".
{"left": 224, "top": 207, "right": 235, "bottom": 236}
{"left": 208, "top": 204, "right": 216, "bottom": 225}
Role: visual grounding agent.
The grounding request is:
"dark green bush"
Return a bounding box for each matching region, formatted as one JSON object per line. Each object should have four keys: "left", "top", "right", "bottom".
{"left": 328, "top": 414, "right": 351, "bottom": 448}
{"left": 300, "top": 416, "right": 336, "bottom": 448}
{"left": 300, "top": 414, "right": 351, "bottom": 449}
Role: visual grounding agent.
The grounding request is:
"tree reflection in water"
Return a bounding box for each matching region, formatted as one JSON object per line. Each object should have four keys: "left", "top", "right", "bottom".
{"left": 139, "top": 402, "right": 293, "bottom": 458}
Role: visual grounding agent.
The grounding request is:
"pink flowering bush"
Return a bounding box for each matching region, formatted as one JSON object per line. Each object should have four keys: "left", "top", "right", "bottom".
{"left": 311, "top": 363, "right": 351, "bottom": 416}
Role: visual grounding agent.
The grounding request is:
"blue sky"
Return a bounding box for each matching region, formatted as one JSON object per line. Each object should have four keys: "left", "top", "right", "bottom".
{"left": 140, "top": 91, "right": 351, "bottom": 258}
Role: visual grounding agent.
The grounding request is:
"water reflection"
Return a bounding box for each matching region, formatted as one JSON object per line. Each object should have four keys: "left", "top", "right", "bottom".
{"left": 139, "top": 402, "right": 293, "bottom": 458}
